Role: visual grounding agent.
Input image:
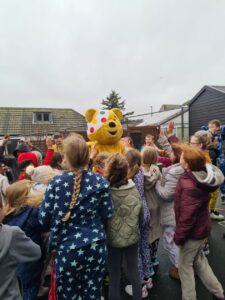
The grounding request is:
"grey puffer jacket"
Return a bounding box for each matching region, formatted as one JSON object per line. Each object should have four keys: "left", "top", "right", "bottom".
{"left": 155, "top": 163, "right": 184, "bottom": 227}
{"left": 107, "top": 180, "right": 143, "bottom": 248}
{"left": 0, "top": 225, "right": 41, "bottom": 300}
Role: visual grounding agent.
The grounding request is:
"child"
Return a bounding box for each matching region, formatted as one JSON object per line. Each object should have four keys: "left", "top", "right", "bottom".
{"left": 208, "top": 119, "right": 221, "bottom": 146}
{"left": 39, "top": 134, "right": 113, "bottom": 300}
{"left": 191, "top": 131, "right": 224, "bottom": 221}
{"left": 25, "top": 165, "right": 58, "bottom": 194}
{"left": 0, "top": 193, "right": 41, "bottom": 300}
{"left": 0, "top": 163, "right": 9, "bottom": 207}
{"left": 4, "top": 180, "right": 45, "bottom": 300}
{"left": 125, "top": 149, "right": 152, "bottom": 298}
{"left": 174, "top": 145, "right": 224, "bottom": 300}
{"left": 121, "top": 136, "right": 134, "bottom": 152}
{"left": 94, "top": 152, "right": 111, "bottom": 175}
{"left": 105, "top": 153, "right": 143, "bottom": 300}
{"left": 141, "top": 146, "right": 162, "bottom": 275}
{"left": 155, "top": 144, "right": 184, "bottom": 280}
{"left": 208, "top": 120, "right": 225, "bottom": 219}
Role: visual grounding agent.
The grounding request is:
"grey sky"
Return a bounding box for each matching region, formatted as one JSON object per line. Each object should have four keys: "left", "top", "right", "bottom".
{"left": 0, "top": 0, "right": 225, "bottom": 116}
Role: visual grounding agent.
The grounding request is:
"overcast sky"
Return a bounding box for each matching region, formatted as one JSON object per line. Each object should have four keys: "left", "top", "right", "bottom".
{"left": 0, "top": 0, "right": 225, "bottom": 116}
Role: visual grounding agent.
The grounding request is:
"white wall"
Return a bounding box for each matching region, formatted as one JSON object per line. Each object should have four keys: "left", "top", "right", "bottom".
{"left": 161, "top": 110, "right": 189, "bottom": 141}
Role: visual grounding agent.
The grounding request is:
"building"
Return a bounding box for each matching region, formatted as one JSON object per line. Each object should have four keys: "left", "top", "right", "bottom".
{"left": 0, "top": 107, "right": 87, "bottom": 153}
{"left": 189, "top": 85, "right": 225, "bottom": 135}
{"left": 128, "top": 105, "right": 189, "bottom": 148}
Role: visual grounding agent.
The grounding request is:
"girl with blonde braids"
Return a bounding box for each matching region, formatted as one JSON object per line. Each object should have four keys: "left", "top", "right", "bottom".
{"left": 39, "top": 134, "right": 113, "bottom": 300}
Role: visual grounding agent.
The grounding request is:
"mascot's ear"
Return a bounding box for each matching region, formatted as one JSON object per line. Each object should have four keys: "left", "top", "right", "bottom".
{"left": 85, "top": 109, "right": 97, "bottom": 122}
{"left": 111, "top": 108, "right": 123, "bottom": 121}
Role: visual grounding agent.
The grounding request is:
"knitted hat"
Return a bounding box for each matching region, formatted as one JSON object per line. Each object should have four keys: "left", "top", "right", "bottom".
{"left": 32, "top": 151, "right": 43, "bottom": 165}
{"left": 26, "top": 165, "right": 56, "bottom": 184}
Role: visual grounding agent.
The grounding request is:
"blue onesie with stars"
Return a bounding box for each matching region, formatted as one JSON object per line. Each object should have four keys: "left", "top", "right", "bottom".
{"left": 39, "top": 170, "right": 113, "bottom": 300}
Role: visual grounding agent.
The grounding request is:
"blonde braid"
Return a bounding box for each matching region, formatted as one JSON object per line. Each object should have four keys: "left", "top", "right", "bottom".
{"left": 62, "top": 169, "right": 83, "bottom": 222}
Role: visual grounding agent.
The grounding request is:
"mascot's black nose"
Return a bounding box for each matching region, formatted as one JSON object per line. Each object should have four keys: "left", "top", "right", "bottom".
{"left": 109, "top": 122, "right": 116, "bottom": 128}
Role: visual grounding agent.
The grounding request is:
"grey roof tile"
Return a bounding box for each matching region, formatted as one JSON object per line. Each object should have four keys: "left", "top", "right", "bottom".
{"left": 0, "top": 107, "right": 87, "bottom": 136}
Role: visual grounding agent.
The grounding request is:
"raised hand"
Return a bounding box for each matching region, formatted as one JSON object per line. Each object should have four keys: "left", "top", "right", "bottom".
{"left": 167, "top": 121, "right": 175, "bottom": 136}
{"left": 46, "top": 137, "right": 53, "bottom": 149}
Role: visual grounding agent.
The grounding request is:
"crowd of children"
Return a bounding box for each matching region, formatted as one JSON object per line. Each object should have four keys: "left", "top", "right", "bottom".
{"left": 0, "top": 119, "right": 225, "bottom": 300}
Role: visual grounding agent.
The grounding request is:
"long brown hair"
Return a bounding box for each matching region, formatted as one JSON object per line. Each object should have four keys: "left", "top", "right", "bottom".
{"left": 62, "top": 134, "right": 89, "bottom": 222}
{"left": 141, "top": 146, "right": 158, "bottom": 170}
{"left": 125, "top": 149, "right": 141, "bottom": 179}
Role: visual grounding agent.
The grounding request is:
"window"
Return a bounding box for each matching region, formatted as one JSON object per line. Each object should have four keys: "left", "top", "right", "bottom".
{"left": 33, "top": 112, "right": 53, "bottom": 123}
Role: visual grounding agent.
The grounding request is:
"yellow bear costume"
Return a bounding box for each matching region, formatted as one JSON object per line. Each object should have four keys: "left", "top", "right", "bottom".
{"left": 85, "top": 108, "right": 125, "bottom": 155}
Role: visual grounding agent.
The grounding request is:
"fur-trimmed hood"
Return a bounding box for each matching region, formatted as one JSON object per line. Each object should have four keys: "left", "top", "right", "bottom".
{"left": 141, "top": 164, "right": 161, "bottom": 190}
{"left": 192, "top": 163, "right": 224, "bottom": 187}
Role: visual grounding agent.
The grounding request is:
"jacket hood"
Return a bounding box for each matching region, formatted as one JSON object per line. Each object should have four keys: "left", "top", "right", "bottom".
{"left": 192, "top": 163, "right": 224, "bottom": 187}
{"left": 141, "top": 165, "right": 161, "bottom": 189}
{"left": 0, "top": 224, "right": 13, "bottom": 262}
{"left": 111, "top": 179, "right": 135, "bottom": 191}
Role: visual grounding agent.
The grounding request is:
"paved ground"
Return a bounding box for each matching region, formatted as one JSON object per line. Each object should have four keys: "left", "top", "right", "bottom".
{"left": 118, "top": 219, "right": 225, "bottom": 300}
{"left": 40, "top": 206, "right": 225, "bottom": 300}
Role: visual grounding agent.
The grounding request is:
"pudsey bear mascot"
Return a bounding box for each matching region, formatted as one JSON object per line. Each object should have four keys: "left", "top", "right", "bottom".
{"left": 85, "top": 108, "right": 125, "bottom": 155}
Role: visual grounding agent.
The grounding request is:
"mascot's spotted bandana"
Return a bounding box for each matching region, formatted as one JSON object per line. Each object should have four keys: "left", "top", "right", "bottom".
{"left": 87, "top": 110, "right": 110, "bottom": 135}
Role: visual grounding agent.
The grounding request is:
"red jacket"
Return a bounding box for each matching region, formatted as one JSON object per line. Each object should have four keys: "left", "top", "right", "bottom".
{"left": 17, "top": 152, "right": 38, "bottom": 167}
{"left": 174, "top": 171, "right": 215, "bottom": 246}
{"left": 43, "top": 149, "right": 54, "bottom": 166}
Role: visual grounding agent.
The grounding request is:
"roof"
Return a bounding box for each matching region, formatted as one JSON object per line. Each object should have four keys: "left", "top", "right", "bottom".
{"left": 0, "top": 107, "right": 87, "bottom": 136}
{"left": 159, "top": 104, "right": 182, "bottom": 112}
{"left": 137, "top": 107, "right": 188, "bottom": 127}
{"left": 189, "top": 85, "right": 225, "bottom": 106}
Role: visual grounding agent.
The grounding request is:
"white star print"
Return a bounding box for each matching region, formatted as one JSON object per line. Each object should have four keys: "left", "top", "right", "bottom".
{"left": 78, "top": 248, "right": 84, "bottom": 256}
{"left": 75, "top": 233, "right": 82, "bottom": 239}
{"left": 70, "top": 243, "right": 76, "bottom": 250}
{"left": 47, "top": 184, "right": 52, "bottom": 191}
{"left": 40, "top": 211, "right": 46, "bottom": 217}
{"left": 71, "top": 260, "right": 77, "bottom": 267}
{"left": 90, "top": 242, "right": 98, "bottom": 250}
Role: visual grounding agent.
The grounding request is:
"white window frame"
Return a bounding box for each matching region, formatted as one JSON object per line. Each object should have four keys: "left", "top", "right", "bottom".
{"left": 32, "top": 112, "right": 53, "bottom": 124}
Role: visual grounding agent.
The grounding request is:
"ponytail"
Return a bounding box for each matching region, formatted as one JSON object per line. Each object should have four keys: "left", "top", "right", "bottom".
{"left": 62, "top": 169, "right": 83, "bottom": 222}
